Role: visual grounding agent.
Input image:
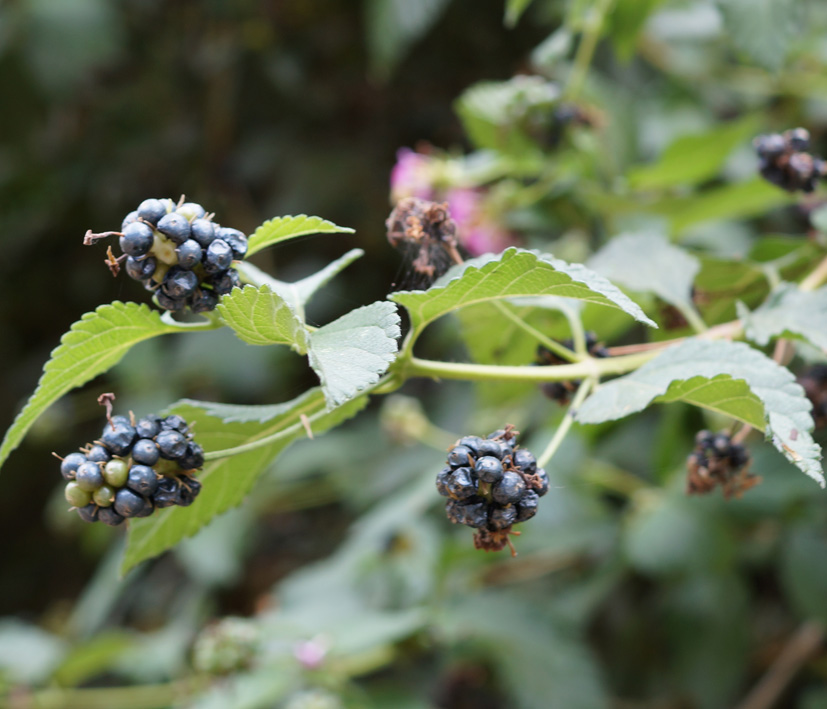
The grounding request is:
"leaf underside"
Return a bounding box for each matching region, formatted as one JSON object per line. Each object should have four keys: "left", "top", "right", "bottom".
{"left": 738, "top": 284, "right": 827, "bottom": 352}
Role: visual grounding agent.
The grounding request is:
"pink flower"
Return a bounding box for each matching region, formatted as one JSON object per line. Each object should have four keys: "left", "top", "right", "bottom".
{"left": 390, "top": 148, "right": 434, "bottom": 203}
{"left": 446, "top": 187, "right": 517, "bottom": 256}
{"left": 293, "top": 636, "right": 328, "bottom": 670}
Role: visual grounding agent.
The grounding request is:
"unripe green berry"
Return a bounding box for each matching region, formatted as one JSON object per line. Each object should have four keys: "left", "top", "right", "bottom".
{"left": 65, "top": 481, "right": 93, "bottom": 507}
{"left": 104, "top": 459, "right": 128, "bottom": 487}
{"left": 93, "top": 485, "right": 116, "bottom": 507}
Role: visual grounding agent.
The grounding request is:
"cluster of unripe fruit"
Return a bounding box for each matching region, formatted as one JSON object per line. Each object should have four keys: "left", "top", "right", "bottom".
{"left": 86, "top": 197, "right": 247, "bottom": 313}
{"left": 437, "top": 427, "right": 548, "bottom": 554}
{"left": 59, "top": 412, "right": 204, "bottom": 526}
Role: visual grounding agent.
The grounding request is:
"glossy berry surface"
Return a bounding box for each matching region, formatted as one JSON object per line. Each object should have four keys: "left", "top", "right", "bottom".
{"left": 179, "top": 443, "right": 205, "bottom": 470}
{"left": 131, "top": 438, "right": 160, "bottom": 466}
{"left": 447, "top": 445, "right": 473, "bottom": 468}
{"left": 98, "top": 506, "right": 125, "bottom": 527}
{"left": 492, "top": 471, "right": 526, "bottom": 505}
{"left": 120, "top": 222, "right": 154, "bottom": 257}
{"left": 446, "top": 467, "right": 478, "bottom": 499}
{"left": 176, "top": 478, "right": 202, "bottom": 506}
{"left": 128, "top": 465, "right": 159, "bottom": 496}
{"left": 511, "top": 448, "right": 536, "bottom": 474}
{"left": 135, "top": 416, "right": 161, "bottom": 439}
{"left": 190, "top": 218, "right": 216, "bottom": 247}
{"left": 75, "top": 462, "right": 104, "bottom": 491}
{"left": 137, "top": 198, "right": 169, "bottom": 225}
{"left": 114, "top": 488, "right": 151, "bottom": 518}
{"left": 176, "top": 239, "right": 202, "bottom": 269}
{"left": 76, "top": 504, "right": 99, "bottom": 524}
{"left": 126, "top": 256, "right": 157, "bottom": 281}
{"left": 217, "top": 227, "right": 248, "bottom": 258}
{"left": 163, "top": 267, "right": 199, "bottom": 298}
{"left": 475, "top": 456, "right": 503, "bottom": 483}
{"left": 60, "top": 452, "right": 87, "bottom": 480}
{"left": 204, "top": 239, "right": 234, "bottom": 273}
{"left": 100, "top": 423, "right": 136, "bottom": 456}
{"left": 103, "top": 459, "right": 129, "bottom": 487}
{"left": 152, "top": 477, "right": 181, "bottom": 508}
{"left": 189, "top": 288, "right": 219, "bottom": 313}
{"left": 65, "top": 481, "right": 93, "bottom": 507}
{"left": 156, "top": 430, "right": 188, "bottom": 460}
{"left": 161, "top": 415, "right": 190, "bottom": 433}
{"left": 156, "top": 212, "right": 192, "bottom": 244}
{"left": 86, "top": 445, "right": 111, "bottom": 463}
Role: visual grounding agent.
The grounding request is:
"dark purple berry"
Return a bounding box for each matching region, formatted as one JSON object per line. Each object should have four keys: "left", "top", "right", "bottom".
{"left": 98, "top": 506, "right": 125, "bottom": 526}
{"left": 448, "top": 498, "right": 488, "bottom": 529}
{"left": 135, "top": 416, "right": 162, "bottom": 439}
{"left": 156, "top": 290, "right": 186, "bottom": 312}
{"left": 515, "top": 490, "right": 539, "bottom": 522}
{"left": 534, "top": 468, "right": 549, "bottom": 497}
{"left": 119, "top": 222, "right": 154, "bottom": 257}
{"left": 114, "top": 488, "right": 151, "bottom": 518}
{"left": 122, "top": 210, "right": 139, "bottom": 230}
{"left": 176, "top": 477, "right": 202, "bottom": 506}
{"left": 137, "top": 198, "right": 169, "bottom": 225}
{"left": 176, "top": 240, "right": 203, "bottom": 269}
{"left": 157, "top": 212, "right": 192, "bottom": 244}
{"left": 190, "top": 218, "right": 216, "bottom": 248}
{"left": 135, "top": 497, "right": 155, "bottom": 517}
{"left": 60, "top": 452, "right": 87, "bottom": 480}
{"left": 131, "top": 438, "right": 160, "bottom": 466}
{"left": 100, "top": 423, "right": 136, "bottom": 456}
{"left": 76, "top": 504, "right": 99, "bottom": 523}
{"left": 189, "top": 288, "right": 219, "bottom": 313}
{"left": 163, "top": 267, "right": 199, "bottom": 299}
{"left": 436, "top": 467, "right": 452, "bottom": 497}
{"left": 488, "top": 505, "right": 517, "bottom": 531}
{"left": 207, "top": 268, "right": 241, "bottom": 295}
{"left": 217, "top": 227, "right": 248, "bottom": 259}
{"left": 161, "top": 415, "right": 189, "bottom": 434}
{"left": 128, "top": 465, "right": 159, "bottom": 496}
{"left": 754, "top": 133, "right": 786, "bottom": 159}
{"left": 447, "top": 467, "right": 478, "bottom": 499}
{"left": 179, "top": 443, "right": 205, "bottom": 470}
{"left": 476, "top": 439, "right": 503, "bottom": 459}
{"left": 126, "top": 255, "right": 157, "bottom": 281}
{"left": 204, "top": 239, "right": 233, "bottom": 274}
{"left": 475, "top": 456, "right": 503, "bottom": 483}
{"left": 75, "top": 461, "right": 104, "bottom": 491}
{"left": 492, "top": 471, "right": 526, "bottom": 505}
{"left": 511, "top": 448, "right": 536, "bottom": 474}
{"left": 152, "top": 476, "right": 180, "bottom": 508}
{"left": 156, "top": 430, "right": 188, "bottom": 460}
{"left": 447, "top": 445, "right": 473, "bottom": 468}
{"left": 457, "top": 436, "right": 484, "bottom": 455}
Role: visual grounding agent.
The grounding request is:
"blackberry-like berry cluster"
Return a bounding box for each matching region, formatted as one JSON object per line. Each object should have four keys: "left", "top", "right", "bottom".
{"left": 535, "top": 332, "right": 608, "bottom": 404}
{"left": 797, "top": 365, "right": 827, "bottom": 429}
{"left": 58, "top": 412, "right": 204, "bottom": 526}
{"left": 686, "top": 430, "right": 758, "bottom": 499}
{"left": 85, "top": 197, "right": 247, "bottom": 313}
{"left": 754, "top": 128, "right": 826, "bottom": 193}
{"left": 436, "top": 426, "right": 548, "bottom": 554}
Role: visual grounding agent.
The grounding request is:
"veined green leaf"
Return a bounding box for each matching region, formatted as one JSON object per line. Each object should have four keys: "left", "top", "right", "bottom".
{"left": 122, "top": 389, "right": 367, "bottom": 573}
{"left": 391, "top": 248, "right": 656, "bottom": 353}
{"left": 217, "top": 285, "right": 309, "bottom": 352}
{"left": 0, "top": 302, "right": 182, "bottom": 472}
{"left": 588, "top": 233, "right": 700, "bottom": 309}
{"left": 578, "top": 339, "right": 823, "bottom": 485}
{"left": 246, "top": 215, "right": 354, "bottom": 258}
{"left": 308, "top": 301, "right": 401, "bottom": 407}
{"left": 738, "top": 284, "right": 827, "bottom": 351}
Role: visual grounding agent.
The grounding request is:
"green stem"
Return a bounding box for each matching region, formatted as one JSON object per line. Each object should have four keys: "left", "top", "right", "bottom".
{"left": 799, "top": 253, "right": 827, "bottom": 292}
{"left": 536, "top": 378, "right": 594, "bottom": 468}
{"left": 564, "top": 0, "right": 616, "bottom": 100}
{"left": 406, "top": 349, "right": 659, "bottom": 383}
{"left": 675, "top": 302, "right": 708, "bottom": 334}
{"left": 492, "top": 300, "right": 579, "bottom": 361}
{"left": 565, "top": 309, "right": 588, "bottom": 356}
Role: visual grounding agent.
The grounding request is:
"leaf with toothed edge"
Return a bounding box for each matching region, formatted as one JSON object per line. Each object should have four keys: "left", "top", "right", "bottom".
{"left": 122, "top": 388, "right": 368, "bottom": 574}
{"left": 0, "top": 302, "right": 182, "bottom": 473}
{"left": 246, "top": 215, "right": 355, "bottom": 258}
{"left": 217, "top": 285, "right": 310, "bottom": 352}
{"left": 577, "top": 339, "right": 824, "bottom": 486}
{"left": 738, "top": 284, "right": 827, "bottom": 352}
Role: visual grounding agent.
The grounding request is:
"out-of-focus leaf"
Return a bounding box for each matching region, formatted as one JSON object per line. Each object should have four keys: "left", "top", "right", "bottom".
{"left": 187, "top": 669, "right": 294, "bottom": 709}
{"left": 739, "top": 284, "right": 827, "bottom": 351}
{"left": 588, "top": 232, "right": 700, "bottom": 309}
{"left": 716, "top": 0, "right": 798, "bottom": 70}
{"left": 627, "top": 117, "right": 758, "bottom": 190}
{"left": 781, "top": 523, "right": 827, "bottom": 624}
{"left": 365, "top": 0, "right": 452, "bottom": 79}
{"left": 531, "top": 27, "right": 573, "bottom": 70}
{"left": 578, "top": 339, "right": 824, "bottom": 485}
{"left": 53, "top": 632, "right": 134, "bottom": 687}
{"left": 607, "top": 0, "right": 666, "bottom": 59}
{"left": 504, "top": 0, "right": 536, "bottom": 27}
{"left": 0, "top": 620, "right": 66, "bottom": 684}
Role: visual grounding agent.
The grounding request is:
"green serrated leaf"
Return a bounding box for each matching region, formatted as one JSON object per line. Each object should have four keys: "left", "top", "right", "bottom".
{"left": 0, "top": 302, "right": 180, "bottom": 472}
{"left": 578, "top": 339, "right": 824, "bottom": 485}
{"left": 627, "top": 117, "right": 759, "bottom": 190}
{"left": 217, "top": 285, "right": 309, "bottom": 352}
{"left": 391, "top": 248, "right": 656, "bottom": 353}
{"left": 308, "top": 302, "right": 401, "bottom": 407}
{"left": 738, "top": 284, "right": 827, "bottom": 351}
{"left": 588, "top": 233, "right": 700, "bottom": 309}
{"left": 716, "top": 0, "right": 798, "bottom": 71}
{"left": 246, "top": 215, "right": 354, "bottom": 258}
{"left": 122, "top": 389, "right": 367, "bottom": 573}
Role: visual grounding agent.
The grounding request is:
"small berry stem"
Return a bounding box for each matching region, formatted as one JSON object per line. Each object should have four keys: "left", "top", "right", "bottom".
{"left": 675, "top": 302, "right": 708, "bottom": 334}
{"left": 799, "top": 253, "right": 827, "bottom": 292}
{"left": 536, "top": 377, "right": 594, "bottom": 469}
{"left": 491, "top": 300, "right": 580, "bottom": 361}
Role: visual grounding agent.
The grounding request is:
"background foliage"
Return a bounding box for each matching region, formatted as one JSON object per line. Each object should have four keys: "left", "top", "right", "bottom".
{"left": 2, "top": 1, "right": 827, "bottom": 708}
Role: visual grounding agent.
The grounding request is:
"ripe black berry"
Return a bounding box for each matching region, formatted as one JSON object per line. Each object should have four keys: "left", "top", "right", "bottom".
{"left": 127, "top": 465, "right": 160, "bottom": 497}
{"left": 446, "top": 498, "right": 488, "bottom": 529}
{"left": 176, "top": 477, "right": 202, "bottom": 506}
{"left": 86, "top": 445, "right": 111, "bottom": 463}
{"left": 161, "top": 415, "right": 190, "bottom": 434}
{"left": 120, "top": 222, "right": 154, "bottom": 258}
{"left": 436, "top": 467, "right": 452, "bottom": 497}
{"left": 204, "top": 239, "right": 234, "bottom": 274}
{"left": 100, "top": 422, "right": 136, "bottom": 456}
{"left": 137, "top": 198, "right": 169, "bottom": 225}
{"left": 179, "top": 443, "right": 205, "bottom": 470}
{"left": 217, "top": 227, "right": 248, "bottom": 259}
{"left": 131, "top": 438, "right": 160, "bottom": 466}
{"left": 152, "top": 476, "right": 181, "bottom": 508}
{"left": 122, "top": 211, "right": 139, "bottom": 230}
{"left": 475, "top": 456, "right": 504, "bottom": 483}
{"left": 163, "top": 267, "right": 199, "bottom": 299}
{"left": 191, "top": 219, "right": 216, "bottom": 248}
{"left": 75, "top": 462, "right": 104, "bottom": 491}
{"left": 156, "top": 290, "right": 186, "bottom": 312}
{"left": 446, "top": 467, "right": 478, "bottom": 499}
{"left": 176, "top": 240, "right": 203, "bottom": 269}
{"left": 511, "top": 449, "right": 536, "bottom": 474}
{"left": 488, "top": 505, "right": 517, "bottom": 531}
{"left": 60, "top": 452, "right": 87, "bottom": 481}
{"left": 76, "top": 504, "right": 99, "bottom": 524}
{"left": 515, "top": 490, "right": 539, "bottom": 522}
{"left": 754, "top": 128, "right": 826, "bottom": 193}
{"left": 135, "top": 416, "right": 162, "bottom": 439}
{"left": 207, "top": 268, "right": 241, "bottom": 295}
{"left": 114, "top": 488, "right": 151, "bottom": 518}
{"left": 189, "top": 288, "right": 219, "bottom": 313}
{"left": 156, "top": 430, "right": 188, "bottom": 460}
{"left": 126, "top": 255, "right": 157, "bottom": 281}
{"left": 157, "top": 212, "right": 192, "bottom": 244}
{"left": 447, "top": 445, "right": 474, "bottom": 468}
{"left": 492, "top": 471, "right": 526, "bottom": 505}
{"left": 98, "top": 506, "right": 125, "bottom": 527}
{"left": 457, "top": 436, "right": 484, "bottom": 455}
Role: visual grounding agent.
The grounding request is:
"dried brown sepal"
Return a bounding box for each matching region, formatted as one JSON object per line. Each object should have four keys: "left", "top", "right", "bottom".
{"left": 473, "top": 527, "right": 521, "bottom": 557}
{"left": 83, "top": 229, "right": 122, "bottom": 246}
{"left": 104, "top": 245, "right": 126, "bottom": 277}
{"left": 97, "top": 393, "right": 117, "bottom": 429}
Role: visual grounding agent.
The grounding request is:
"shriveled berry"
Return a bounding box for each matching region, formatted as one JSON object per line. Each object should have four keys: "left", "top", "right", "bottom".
{"left": 189, "top": 288, "right": 219, "bottom": 312}
{"left": 161, "top": 414, "right": 189, "bottom": 433}
{"left": 60, "top": 452, "right": 87, "bottom": 480}
{"left": 120, "top": 222, "right": 154, "bottom": 257}
{"left": 76, "top": 504, "right": 99, "bottom": 523}
{"left": 534, "top": 468, "right": 549, "bottom": 497}
{"left": 65, "top": 481, "right": 93, "bottom": 507}
{"left": 131, "top": 438, "right": 160, "bottom": 466}
{"left": 488, "top": 505, "right": 517, "bottom": 531}
{"left": 152, "top": 476, "right": 181, "bottom": 508}
{"left": 447, "top": 467, "right": 478, "bottom": 499}
{"left": 103, "top": 459, "right": 129, "bottom": 487}
{"left": 515, "top": 490, "right": 539, "bottom": 522}
{"left": 204, "top": 239, "right": 233, "bottom": 274}
{"left": 156, "top": 430, "right": 188, "bottom": 460}
{"left": 163, "top": 267, "right": 199, "bottom": 298}
{"left": 156, "top": 290, "right": 186, "bottom": 312}
{"left": 137, "top": 198, "right": 169, "bottom": 225}
{"left": 207, "top": 268, "right": 241, "bottom": 295}
{"left": 448, "top": 498, "right": 488, "bottom": 529}
{"left": 217, "top": 227, "right": 248, "bottom": 259}
{"left": 86, "top": 445, "right": 111, "bottom": 463}
{"left": 126, "top": 255, "right": 157, "bottom": 280}
{"left": 100, "top": 423, "right": 136, "bottom": 456}
{"left": 457, "top": 436, "right": 484, "bottom": 455}
{"left": 492, "top": 471, "right": 526, "bottom": 505}
{"left": 114, "top": 488, "right": 151, "bottom": 518}
{"left": 177, "top": 202, "right": 206, "bottom": 221}
{"left": 128, "top": 465, "right": 159, "bottom": 497}
{"left": 93, "top": 485, "right": 116, "bottom": 507}
{"left": 447, "top": 445, "right": 473, "bottom": 468}
{"left": 436, "top": 467, "right": 452, "bottom": 497}
{"left": 511, "top": 448, "right": 536, "bottom": 474}
{"left": 176, "top": 477, "right": 202, "bottom": 506}
{"left": 179, "top": 443, "right": 205, "bottom": 470}
{"left": 75, "top": 462, "right": 104, "bottom": 491}
{"left": 191, "top": 218, "right": 216, "bottom": 248}
{"left": 135, "top": 416, "right": 162, "bottom": 439}
{"left": 477, "top": 439, "right": 503, "bottom": 459}
{"left": 475, "top": 456, "right": 503, "bottom": 483}
{"left": 98, "top": 506, "right": 125, "bottom": 526}
{"left": 157, "top": 212, "right": 192, "bottom": 244}
{"left": 176, "top": 240, "right": 203, "bottom": 269}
